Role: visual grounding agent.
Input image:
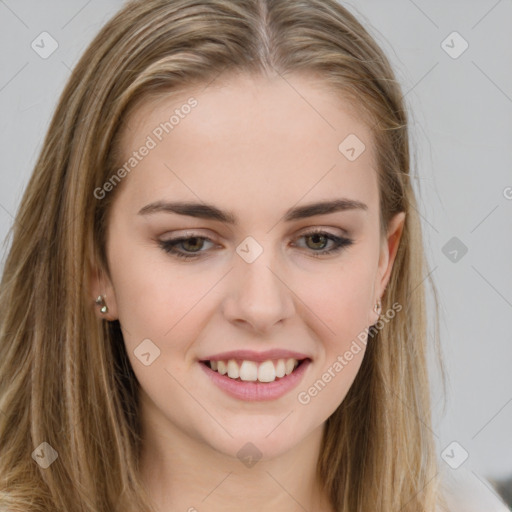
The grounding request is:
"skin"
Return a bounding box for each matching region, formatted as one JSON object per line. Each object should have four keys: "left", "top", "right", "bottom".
{"left": 90, "top": 72, "right": 405, "bottom": 511}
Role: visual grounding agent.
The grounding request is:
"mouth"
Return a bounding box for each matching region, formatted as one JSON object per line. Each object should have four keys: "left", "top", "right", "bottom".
{"left": 198, "top": 356, "right": 312, "bottom": 401}
{"left": 199, "top": 357, "right": 310, "bottom": 384}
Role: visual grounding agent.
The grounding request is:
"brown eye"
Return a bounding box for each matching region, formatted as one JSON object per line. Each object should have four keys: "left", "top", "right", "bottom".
{"left": 293, "top": 230, "right": 354, "bottom": 258}
{"left": 158, "top": 235, "right": 216, "bottom": 259}
{"left": 304, "top": 233, "right": 329, "bottom": 251}
{"left": 180, "top": 237, "right": 204, "bottom": 252}
{"left": 158, "top": 230, "right": 353, "bottom": 261}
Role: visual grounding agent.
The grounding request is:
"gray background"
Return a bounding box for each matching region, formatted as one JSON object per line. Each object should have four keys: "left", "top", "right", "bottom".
{"left": 0, "top": 0, "right": 511, "bottom": 489}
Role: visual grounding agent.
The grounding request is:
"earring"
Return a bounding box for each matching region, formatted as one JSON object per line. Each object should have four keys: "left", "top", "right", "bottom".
{"left": 373, "top": 299, "right": 382, "bottom": 317}
{"left": 95, "top": 295, "right": 108, "bottom": 314}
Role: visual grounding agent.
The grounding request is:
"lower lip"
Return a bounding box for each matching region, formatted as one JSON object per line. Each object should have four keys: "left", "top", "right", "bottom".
{"left": 199, "top": 359, "right": 311, "bottom": 401}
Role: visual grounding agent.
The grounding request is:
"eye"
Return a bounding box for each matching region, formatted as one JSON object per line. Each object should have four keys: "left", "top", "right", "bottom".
{"left": 291, "top": 229, "right": 354, "bottom": 258}
{"left": 158, "top": 229, "right": 354, "bottom": 260}
{"left": 158, "top": 235, "right": 215, "bottom": 260}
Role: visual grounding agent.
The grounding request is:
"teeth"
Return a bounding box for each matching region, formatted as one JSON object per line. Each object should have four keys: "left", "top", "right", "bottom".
{"left": 285, "top": 358, "right": 296, "bottom": 376}
{"left": 217, "top": 360, "right": 227, "bottom": 375}
{"left": 258, "top": 360, "right": 276, "bottom": 382}
{"left": 240, "top": 360, "right": 258, "bottom": 381}
{"left": 275, "top": 359, "right": 286, "bottom": 378}
{"left": 207, "top": 358, "right": 302, "bottom": 383}
{"left": 227, "top": 359, "right": 239, "bottom": 379}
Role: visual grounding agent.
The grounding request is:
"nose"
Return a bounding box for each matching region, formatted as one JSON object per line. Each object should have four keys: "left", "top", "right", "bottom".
{"left": 222, "top": 248, "right": 295, "bottom": 335}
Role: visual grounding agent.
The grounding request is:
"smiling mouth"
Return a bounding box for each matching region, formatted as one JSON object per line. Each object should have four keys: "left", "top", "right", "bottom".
{"left": 200, "top": 358, "right": 309, "bottom": 383}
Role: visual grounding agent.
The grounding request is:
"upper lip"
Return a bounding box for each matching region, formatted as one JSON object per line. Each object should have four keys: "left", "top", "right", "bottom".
{"left": 200, "top": 349, "right": 312, "bottom": 363}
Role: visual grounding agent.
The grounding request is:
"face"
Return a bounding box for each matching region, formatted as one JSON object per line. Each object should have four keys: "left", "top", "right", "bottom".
{"left": 91, "top": 72, "right": 404, "bottom": 461}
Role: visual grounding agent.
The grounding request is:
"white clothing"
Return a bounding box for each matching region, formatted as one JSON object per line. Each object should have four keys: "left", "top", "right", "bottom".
{"left": 438, "top": 465, "right": 510, "bottom": 512}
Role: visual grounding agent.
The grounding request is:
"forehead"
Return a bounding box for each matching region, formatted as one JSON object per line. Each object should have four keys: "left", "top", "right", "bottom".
{"left": 114, "top": 72, "right": 379, "bottom": 219}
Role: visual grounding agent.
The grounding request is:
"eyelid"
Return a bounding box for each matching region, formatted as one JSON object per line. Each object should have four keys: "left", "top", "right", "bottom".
{"left": 158, "top": 226, "right": 353, "bottom": 260}
{"left": 162, "top": 225, "right": 349, "bottom": 240}
{"left": 295, "top": 224, "right": 350, "bottom": 237}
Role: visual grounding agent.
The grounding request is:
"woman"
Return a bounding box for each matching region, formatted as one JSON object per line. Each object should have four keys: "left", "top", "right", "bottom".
{"left": 0, "top": 1, "right": 508, "bottom": 511}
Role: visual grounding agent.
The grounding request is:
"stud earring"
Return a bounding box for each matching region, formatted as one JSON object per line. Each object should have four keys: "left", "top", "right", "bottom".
{"left": 373, "top": 299, "right": 382, "bottom": 317}
{"left": 95, "top": 295, "right": 108, "bottom": 314}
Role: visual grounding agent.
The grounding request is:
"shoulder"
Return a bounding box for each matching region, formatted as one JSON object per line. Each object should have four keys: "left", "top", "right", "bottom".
{"left": 437, "top": 466, "right": 510, "bottom": 512}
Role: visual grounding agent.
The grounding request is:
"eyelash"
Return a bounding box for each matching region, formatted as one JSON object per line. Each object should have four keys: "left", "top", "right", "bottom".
{"left": 158, "top": 229, "right": 354, "bottom": 260}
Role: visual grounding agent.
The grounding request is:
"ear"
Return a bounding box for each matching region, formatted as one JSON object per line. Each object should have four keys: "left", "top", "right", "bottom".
{"left": 88, "top": 257, "right": 119, "bottom": 322}
{"left": 371, "top": 211, "right": 406, "bottom": 323}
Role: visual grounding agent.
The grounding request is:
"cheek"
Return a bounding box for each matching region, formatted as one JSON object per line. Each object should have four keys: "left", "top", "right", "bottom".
{"left": 108, "top": 239, "right": 211, "bottom": 347}
{"left": 297, "top": 329, "right": 368, "bottom": 418}
{"left": 109, "top": 248, "right": 211, "bottom": 398}
{"left": 297, "top": 257, "right": 376, "bottom": 343}
{"left": 292, "top": 253, "right": 375, "bottom": 407}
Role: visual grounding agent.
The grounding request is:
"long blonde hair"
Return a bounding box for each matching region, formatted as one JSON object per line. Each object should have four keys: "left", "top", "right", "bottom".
{"left": 0, "top": 1, "right": 447, "bottom": 510}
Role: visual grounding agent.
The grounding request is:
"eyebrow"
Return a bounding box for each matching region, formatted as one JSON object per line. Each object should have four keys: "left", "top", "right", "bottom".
{"left": 138, "top": 198, "right": 367, "bottom": 224}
